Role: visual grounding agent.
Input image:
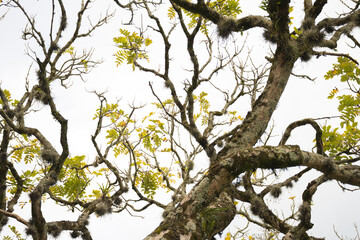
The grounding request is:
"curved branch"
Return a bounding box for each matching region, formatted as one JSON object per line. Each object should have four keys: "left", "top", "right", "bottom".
{"left": 279, "top": 118, "right": 324, "bottom": 155}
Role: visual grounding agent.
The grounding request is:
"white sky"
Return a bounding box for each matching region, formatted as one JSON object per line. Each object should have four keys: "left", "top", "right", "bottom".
{"left": 1, "top": 0, "right": 360, "bottom": 239}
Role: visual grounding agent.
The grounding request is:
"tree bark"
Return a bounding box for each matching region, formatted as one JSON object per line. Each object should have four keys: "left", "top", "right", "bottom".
{"left": 145, "top": 144, "right": 360, "bottom": 239}
{"left": 144, "top": 13, "right": 299, "bottom": 234}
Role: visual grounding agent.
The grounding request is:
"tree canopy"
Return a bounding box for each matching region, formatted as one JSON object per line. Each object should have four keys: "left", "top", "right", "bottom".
{"left": 1, "top": 0, "right": 360, "bottom": 240}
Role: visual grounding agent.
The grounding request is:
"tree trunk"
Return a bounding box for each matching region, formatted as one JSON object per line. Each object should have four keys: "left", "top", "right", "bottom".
{"left": 145, "top": 45, "right": 298, "bottom": 238}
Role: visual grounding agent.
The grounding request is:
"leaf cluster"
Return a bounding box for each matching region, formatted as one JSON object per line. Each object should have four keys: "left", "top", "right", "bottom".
{"left": 169, "top": 0, "right": 241, "bottom": 35}
{"left": 113, "top": 29, "right": 152, "bottom": 70}
{"left": 0, "top": 89, "right": 18, "bottom": 107}
{"left": 322, "top": 57, "right": 360, "bottom": 161}
{"left": 3, "top": 225, "right": 25, "bottom": 240}
{"left": 50, "top": 156, "right": 88, "bottom": 201}
{"left": 208, "top": 0, "right": 242, "bottom": 18}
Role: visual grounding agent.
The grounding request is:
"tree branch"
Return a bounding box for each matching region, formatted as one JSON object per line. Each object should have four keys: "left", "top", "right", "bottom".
{"left": 279, "top": 118, "right": 324, "bottom": 155}
{"left": 0, "top": 209, "right": 29, "bottom": 227}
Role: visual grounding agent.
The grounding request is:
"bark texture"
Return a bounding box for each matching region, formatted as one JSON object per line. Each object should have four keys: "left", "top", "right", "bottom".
{"left": 144, "top": 0, "right": 360, "bottom": 239}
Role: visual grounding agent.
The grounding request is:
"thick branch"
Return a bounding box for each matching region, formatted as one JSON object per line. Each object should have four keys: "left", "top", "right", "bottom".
{"left": 146, "top": 145, "right": 360, "bottom": 239}
{"left": 169, "top": 0, "right": 271, "bottom": 32}
{"left": 219, "top": 42, "right": 296, "bottom": 156}
{"left": 308, "top": 0, "right": 328, "bottom": 19}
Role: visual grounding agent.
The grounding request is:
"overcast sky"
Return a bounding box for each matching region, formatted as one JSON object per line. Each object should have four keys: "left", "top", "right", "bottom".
{"left": 1, "top": 0, "right": 360, "bottom": 239}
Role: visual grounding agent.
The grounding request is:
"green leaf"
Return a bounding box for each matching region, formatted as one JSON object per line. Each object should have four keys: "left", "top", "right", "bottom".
{"left": 167, "top": 6, "right": 176, "bottom": 20}
{"left": 50, "top": 156, "right": 88, "bottom": 201}
{"left": 113, "top": 29, "right": 152, "bottom": 68}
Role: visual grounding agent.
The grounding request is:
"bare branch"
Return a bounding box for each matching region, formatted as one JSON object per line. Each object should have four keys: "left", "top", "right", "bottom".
{"left": 0, "top": 209, "right": 30, "bottom": 227}
{"left": 313, "top": 50, "right": 359, "bottom": 65}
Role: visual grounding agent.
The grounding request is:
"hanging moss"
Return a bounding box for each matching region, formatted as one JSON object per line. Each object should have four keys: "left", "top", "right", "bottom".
{"left": 303, "top": 29, "right": 325, "bottom": 45}
{"left": 70, "top": 231, "right": 80, "bottom": 238}
{"left": 263, "top": 30, "right": 277, "bottom": 44}
{"left": 48, "top": 224, "right": 61, "bottom": 238}
{"left": 217, "top": 18, "right": 237, "bottom": 39}
{"left": 41, "top": 148, "right": 58, "bottom": 164}
{"left": 302, "top": 18, "right": 315, "bottom": 30}
{"left": 300, "top": 52, "right": 312, "bottom": 62}
{"left": 270, "top": 186, "right": 282, "bottom": 198}
{"left": 324, "top": 26, "right": 335, "bottom": 33}
{"left": 286, "top": 181, "right": 293, "bottom": 188}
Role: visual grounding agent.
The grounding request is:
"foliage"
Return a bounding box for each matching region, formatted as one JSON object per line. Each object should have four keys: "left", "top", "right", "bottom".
{"left": 322, "top": 57, "right": 360, "bottom": 161}
{"left": 50, "top": 156, "right": 89, "bottom": 201}
{"left": 1, "top": 0, "right": 360, "bottom": 240}
{"left": 181, "top": 0, "right": 242, "bottom": 34}
{"left": 0, "top": 89, "right": 18, "bottom": 107}
{"left": 3, "top": 226, "right": 25, "bottom": 240}
{"left": 113, "top": 29, "right": 152, "bottom": 69}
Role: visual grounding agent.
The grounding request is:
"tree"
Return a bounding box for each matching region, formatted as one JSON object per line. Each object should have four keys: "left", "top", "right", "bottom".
{"left": 0, "top": 0, "right": 360, "bottom": 240}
